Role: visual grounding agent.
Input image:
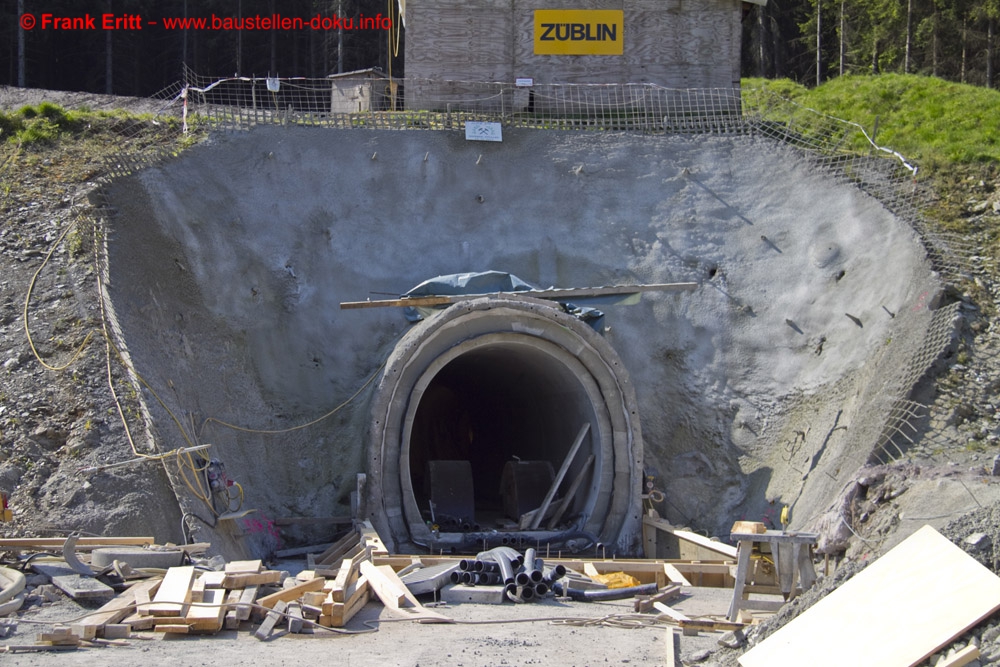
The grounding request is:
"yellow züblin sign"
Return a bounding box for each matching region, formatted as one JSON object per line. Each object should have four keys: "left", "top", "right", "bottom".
{"left": 533, "top": 10, "right": 624, "bottom": 56}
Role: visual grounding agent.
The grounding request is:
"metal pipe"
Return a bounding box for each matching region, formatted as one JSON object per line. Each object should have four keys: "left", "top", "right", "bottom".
{"left": 459, "top": 559, "right": 475, "bottom": 571}
{"left": 552, "top": 581, "right": 658, "bottom": 602}
{"left": 516, "top": 584, "right": 535, "bottom": 601}
{"left": 534, "top": 581, "right": 549, "bottom": 597}
{"left": 543, "top": 564, "right": 567, "bottom": 582}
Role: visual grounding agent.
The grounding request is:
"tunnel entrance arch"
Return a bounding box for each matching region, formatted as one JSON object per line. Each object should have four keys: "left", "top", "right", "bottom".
{"left": 367, "top": 295, "right": 644, "bottom": 554}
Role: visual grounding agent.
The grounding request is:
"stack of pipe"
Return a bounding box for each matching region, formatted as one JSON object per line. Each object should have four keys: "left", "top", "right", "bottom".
{"left": 449, "top": 546, "right": 567, "bottom": 603}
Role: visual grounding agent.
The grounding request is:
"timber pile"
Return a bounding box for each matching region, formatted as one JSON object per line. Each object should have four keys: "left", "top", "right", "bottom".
{"left": 2, "top": 523, "right": 752, "bottom": 650}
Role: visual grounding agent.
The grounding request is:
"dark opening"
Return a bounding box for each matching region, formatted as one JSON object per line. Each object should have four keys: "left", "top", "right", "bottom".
{"left": 408, "top": 343, "right": 597, "bottom": 529}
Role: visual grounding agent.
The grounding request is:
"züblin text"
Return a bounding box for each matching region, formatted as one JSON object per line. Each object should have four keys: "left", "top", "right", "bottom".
{"left": 538, "top": 23, "right": 618, "bottom": 42}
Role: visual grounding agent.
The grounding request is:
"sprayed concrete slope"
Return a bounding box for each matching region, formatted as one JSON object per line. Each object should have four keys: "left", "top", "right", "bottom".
{"left": 104, "top": 126, "right": 940, "bottom": 556}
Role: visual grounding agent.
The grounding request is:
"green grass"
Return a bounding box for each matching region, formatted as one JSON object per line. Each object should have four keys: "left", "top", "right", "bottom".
{"left": 742, "top": 74, "right": 1000, "bottom": 171}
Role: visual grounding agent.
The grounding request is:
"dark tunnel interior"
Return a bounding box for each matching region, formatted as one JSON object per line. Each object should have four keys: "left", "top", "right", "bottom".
{"left": 408, "top": 342, "right": 598, "bottom": 529}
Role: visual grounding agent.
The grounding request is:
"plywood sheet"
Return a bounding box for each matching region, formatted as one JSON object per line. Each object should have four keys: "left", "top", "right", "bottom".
{"left": 739, "top": 525, "right": 1000, "bottom": 667}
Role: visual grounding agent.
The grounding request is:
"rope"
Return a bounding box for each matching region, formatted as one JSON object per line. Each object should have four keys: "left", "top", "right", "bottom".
{"left": 23, "top": 214, "right": 94, "bottom": 372}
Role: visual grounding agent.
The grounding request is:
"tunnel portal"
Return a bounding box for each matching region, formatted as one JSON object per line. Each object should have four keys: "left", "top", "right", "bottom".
{"left": 367, "top": 296, "right": 644, "bottom": 554}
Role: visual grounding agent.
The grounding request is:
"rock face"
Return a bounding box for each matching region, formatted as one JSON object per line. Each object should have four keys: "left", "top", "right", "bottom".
{"left": 101, "top": 125, "right": 939, "bottom": 556}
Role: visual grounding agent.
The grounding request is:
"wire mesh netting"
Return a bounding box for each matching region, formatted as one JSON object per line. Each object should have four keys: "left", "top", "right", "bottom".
{"left": 130, "top": 71, "right": 977, "bottom": 466}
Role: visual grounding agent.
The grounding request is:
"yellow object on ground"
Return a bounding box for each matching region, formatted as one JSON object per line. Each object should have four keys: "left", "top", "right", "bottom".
{"left": 590, "top": 572, "right": 641, "bottom": 589}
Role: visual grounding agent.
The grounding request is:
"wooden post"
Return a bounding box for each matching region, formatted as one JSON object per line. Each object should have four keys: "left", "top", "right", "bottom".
{"left": 529, "top": 423, "right": 590, "bottom": 530}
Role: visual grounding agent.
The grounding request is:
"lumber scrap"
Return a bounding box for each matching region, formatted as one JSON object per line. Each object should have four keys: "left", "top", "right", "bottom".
{"left": 37, "top": 628, "right": 80, "bottom": 646}
{"left": 225, "top": 559, "right": 263, "bottom": 574}
{"left": 529, "top": 423, "right": 590, "bottom": 530}
{"left": 547, "top": 453, "right": 596, "bottom": 529}
{"left": 29, "top": 562, "right": 115, "bottom": 600}
{"left": 223, "top": 589, "right": 243, "bottom": 630}
{"left": 339, "top": 283, "right": 699, "bottom": 310}
{"left": 200, "top": 571, "right": 227, "bottom": 589}
{"left": 184, "top": 588, "right": 227, "bottom": 633}
{"left": 253, "top": 599, "right": 287, "bottom": 641}
{"left": 236, "top": 585, "right": 258, "bottom": 621}
{"left": 257, "top": 575, "right": 325, "bottom": 610}
{"left": 324, "top": 547, "right": 371, "bottom": 599}
{"left": 664, "top": 564, "right": 693, "bottom": 587}
{"left": 73, "top": 577, "right": 160, "bottom": 638}
{"left": 286, "top": 602, "right": 304, "bottom": 633}
{"left": 634, "top": 585, "right": 682, "bottom": 613}
{"left": 221, "top": 570, "right": 281, "bottom": 589}
{"left": 155, "top": 624, "right": 191, "bottom": 634}
{"left": 937, "top": 645, "right": 981, "bottom": 667}
{"left": 0, "top": 537, "right": 155, "bottom": 551}
{"left": 665, "top": 628, "right": 680, "bottom": 667}
{"left": 739, "top": 525, "right": 1000, "bottom": 667}
{"left": 359, "top": 561, "right": 407, "bottom": 609}
{"left": 654, "top": 601, "right": 692, "bottom": 624}
{"left": 313, "top": 530, "right": 360, "bottom": 567}
{"left": 147, "top": 565, "right": 195, "bottom": 617}
{"left": 371, "top": 564, "right": 452, "bottom": 624}
{"left": 323, "top": 581, "right": 371, "bottom": 627}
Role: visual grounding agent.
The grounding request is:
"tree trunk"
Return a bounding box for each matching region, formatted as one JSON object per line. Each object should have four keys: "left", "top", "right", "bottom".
{"left": 961, "top": 18, "right": 967, "bottom": 83}
{"left": 758, "top": 3, "right": 768, "bottom": 77}
{"left": 817, "top": 0, "right": 823, "bottom": 85}
{"left": 989, "top": 18, "right": 996, "bottom": 89}
{"left": 905, "top": 0, "right": 913, "bottom": 73}
{"left": 17, "top": 0, "right": 25, "bottom": 87}
{"left": 839, "top": 0, "right": 846, "bottom": 76}
{"left": 872, "top": 34, "right": 880, "bottom": 74}
{"left": 105, "top": 0, "right": 113, "bottom": 94}
{"left": 932, "top": 9, "right": 939, "bottom": 77}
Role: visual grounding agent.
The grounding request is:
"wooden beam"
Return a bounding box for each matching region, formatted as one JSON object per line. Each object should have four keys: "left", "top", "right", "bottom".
{"left": 0, "top": 537, "right": 155, "bottom": 550}
{"left": 253, "top": 600, "right": 287, "bottom": 641}
{"left": 529, "top": 423, "right": 590, "bottom": 530}
{"left": 257, "top": 575, "right": 325, "bottom": 610}
{"left": 937, "top": 645, "right": 981, "bottom": 667}
{"left": 340, "top": 283, "right": 699, "bottom": 310}
{"left": 185, "top": 588, "right": 227, "bottom": 633}
{"left": 73, "top": 578, "right": 161, "bottom": 637}
{"left": 148, "top": 566, "right": 195, "bottom": 617}
{"left": 547, "top": 454, "right": 595, "bottom": 529}
{"left": 359, "top": 561, "right": 407, "bottom": 609}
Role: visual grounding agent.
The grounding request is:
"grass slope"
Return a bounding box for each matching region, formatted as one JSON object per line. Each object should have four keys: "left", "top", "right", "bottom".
{"left": 743, "top": 74, "right": 1000, "bottom": 170}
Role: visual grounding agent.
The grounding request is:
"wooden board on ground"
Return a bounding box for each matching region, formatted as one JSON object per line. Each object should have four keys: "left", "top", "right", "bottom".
{"left": 257, "top": 575, "right": 325, "bottom": 609}
{"left": 29, "top": 562, "right": 115, "bottom": 600}
{"left": 739, "top": 525, "right": 1000, "bottom": 667}
{"left": 225, "top": 560, "right": 263, "bottom": 574}
{"left": 254, "top": 599, "right": 287, "bottom": 640}
{"left": 0, "top": 537, "right": 154, "bottom": 550}
{"left": 73, "top": 578, "right": 161, "bottom": 637}
{"left": 184, "top": 588, "right": 227, "bottom": 633}
{"left": 325, "top": 582, "right": 371, "bottom": 627}
{"left": 313, "top": 530, "right": 361, "bottom": 567}
{"left": 359, "top": 561, "right": 407, "bottom": 609}
{"left": 148, "top": 566, "right": 195, "bottom": 617}
{"left": 222, "top": 570, "right": 281, "bottom": 589}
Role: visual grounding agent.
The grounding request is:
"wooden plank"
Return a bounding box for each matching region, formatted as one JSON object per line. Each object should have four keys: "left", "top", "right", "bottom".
{"left": 225, "top": 560, "right": 263, "bottom": 574}
{"left": 359, "top": 561, "right": 407, "bottom": 609}
{"left": 236, "top": 585, "right": 258, "bottom": 621}
{"left": 665, "top": 628, "right": 680, "bottom": 667}
{"left": 29, "top": 562, "right": 115, "bottom": 600}
{"left": 74, "top": 578, "right": 161, "bottom": 636}
{"left": 328, "top": 584, "right": 371, "bottom": 627}
{"left": 148, "top": 566, "right": 195, "bottom": 617}
{"left": 937, "top": 645, "right": 981, "bottom": 667}
{"left": 547, "top": 454, "right": 595, "bottom": 529}
{"left": 221, "top": 571, "right": 281, "bottom": 589}
{"left": 314, "top": 530, "right": 360, "bottom": 566}
{"left": 529, "top": 423, "right": 590, "bottom": 530}
{"left": 634, "top": 585, "right": 682, "bottom": 613}
{"left": 340, "top": 283, "right": 699, "bottom": 310}
{"left": 0, "top": 537, "right": 155, "bottom": 550}
{"left": 200, "top": 571, "right": 227, "bottom": 589}
{"left": 185, "top": 588, "right": 226, "bottom": 633}
{"left": 257, "top": 575, "right": 326, "bottom": 610}
{"left": 653, "top": 601, "right": 691, "bottom": 623}
{"left": 155, "top": 624, "right": 191, "bottom": 634}
{"left": 286, "top": 602, "right": 304, "bottom": 633}
{"left": 664, "top": 564, "right": 692, "bottom": 587}
{"left": 190, "top": 575, "right": 206, "bottom": 603}
{"left": 253, "top": 599, "right": 287, "bottom": 641}
{"left": 739, "top": 525, "right": 1000, "bottom": 667}
{"left": 323, "top": 547, "right": 371, "bottom": 597}
{"left": 223, "top": 589, "right": 243, "bottom": 630}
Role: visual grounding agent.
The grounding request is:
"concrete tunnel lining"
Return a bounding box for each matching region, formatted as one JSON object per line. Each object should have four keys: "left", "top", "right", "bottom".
{"left": 367, "top": 295, "right": 644, "bottom": 553}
